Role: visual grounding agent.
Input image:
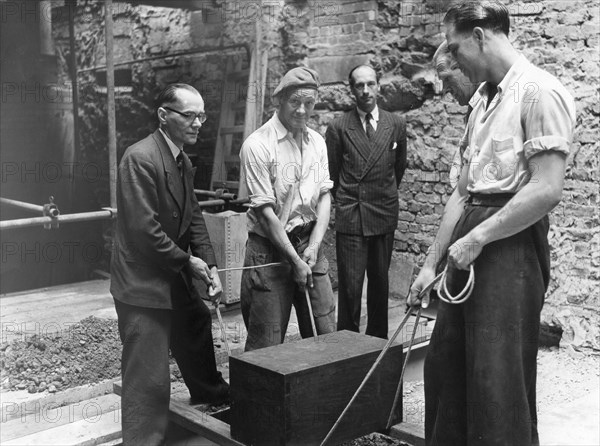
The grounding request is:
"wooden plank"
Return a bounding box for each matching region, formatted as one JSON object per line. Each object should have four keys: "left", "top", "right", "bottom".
{"left": 1, "top": 378, "right": 120, "bottom": 423}
{"left": 3, "top": 406, "right": 120, "bottom": 446}
{"left": 1, "top": 279, "right": 114, "bottom": 342}
{"left": 1, "top": 394, "right": 121, "bottom": 442}
{"left": 168, "top": 400, "right": 244, "bottom": 446}
{"left": 388, "top": 421, "right": 426, "bottom": 446}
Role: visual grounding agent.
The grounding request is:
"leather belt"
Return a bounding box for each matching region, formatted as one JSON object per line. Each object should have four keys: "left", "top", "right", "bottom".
{"left": 467, "top": 193, "right": 515, "bottom": 207}
{"left": 286, "top": 221, "right": 315, "bottom": 251}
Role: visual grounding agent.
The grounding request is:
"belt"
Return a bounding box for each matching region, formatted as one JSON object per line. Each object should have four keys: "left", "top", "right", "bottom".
{"left": 467, "top": 193, "right": 515, "bottom": 207}
{"left": 287, "top": 221, "right": 315, "bottom": 251}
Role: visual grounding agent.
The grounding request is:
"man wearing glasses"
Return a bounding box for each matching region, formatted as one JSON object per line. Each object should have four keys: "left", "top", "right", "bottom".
{"left": 111, "top": 83, "right": 229, "bottom": 445}
{"left": 238, "top": 67, "right": 336, "bottom": 351}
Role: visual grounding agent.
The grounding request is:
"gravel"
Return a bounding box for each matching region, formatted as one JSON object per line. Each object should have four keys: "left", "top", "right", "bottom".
{"left": 2, "top": 315, "right": 598, "bottom": 426}
{"left": 0, "top": 316, "right": 121, "bottom": 393}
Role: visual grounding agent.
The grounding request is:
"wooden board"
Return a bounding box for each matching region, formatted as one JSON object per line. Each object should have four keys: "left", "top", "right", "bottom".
{"left": 389, "top": 421, "right": 425, "bottom": 446}
{"left": 0, "top": 279, "right": 115, "bottom": 343}
{"left": 1, "top": 394, "right": 121, "bottom": 443}
{"left": 229, "top": 330, "right": 404, "bottom": 446}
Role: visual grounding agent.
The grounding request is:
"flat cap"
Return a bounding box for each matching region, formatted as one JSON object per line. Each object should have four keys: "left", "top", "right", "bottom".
{"left": 272, "top": 67, "right": 320, "bottom": 98}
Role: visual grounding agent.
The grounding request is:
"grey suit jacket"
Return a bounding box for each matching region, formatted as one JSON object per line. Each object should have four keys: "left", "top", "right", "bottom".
{"left": 326, "top": 108, "right": 407, "bottom": 236}
{"left": 110, "top": 130, "right": 216, "bottom": 309}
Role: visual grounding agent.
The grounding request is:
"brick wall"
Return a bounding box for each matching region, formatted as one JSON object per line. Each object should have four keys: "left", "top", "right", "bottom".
{"left": 239, "top": 0, "right": 599, "bottom": 349}
{"left": 52, "top": 0, "right": 598, "bottom": 349}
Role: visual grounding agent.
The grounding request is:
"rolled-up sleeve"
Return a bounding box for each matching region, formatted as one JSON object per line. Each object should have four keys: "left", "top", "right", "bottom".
{"left": 523, "top": 87, "right": 576, "bottom": 160}
{"left": 317, "top": 138, "right": 334, "bottom": 196}
{"left": 239, "top": 137, "right": 276, "bottom": 209}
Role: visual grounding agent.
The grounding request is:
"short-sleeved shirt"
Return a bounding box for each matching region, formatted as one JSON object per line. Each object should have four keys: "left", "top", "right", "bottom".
{"left": 462, "top": 55, "right": 576, "bottom": 194}
{"left": 239, "top": 113, "right": 333, "bottom": 237}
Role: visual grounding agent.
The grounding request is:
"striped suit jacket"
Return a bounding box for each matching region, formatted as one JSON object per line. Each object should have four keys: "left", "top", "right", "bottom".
{"left": 326, "top": 108, "right": 407, "bottom": 236}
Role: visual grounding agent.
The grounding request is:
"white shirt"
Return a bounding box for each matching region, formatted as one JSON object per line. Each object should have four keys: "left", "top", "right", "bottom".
{"left": 159, "top": 128, "right": 182, "bottom": 161}
{"left": 239, "top": 113, "right": 333, "bottom": 236}
{"left": 357, "top": 105, "right": 379, "bottom": 132}
{"left": 462, "top": 55, "right": 576, "bottom": 194}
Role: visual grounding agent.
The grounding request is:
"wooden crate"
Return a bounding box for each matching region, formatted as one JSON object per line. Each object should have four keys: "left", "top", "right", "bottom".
{"left": 202, "top": 210, "right": 248, "bottom": 304}
{"left": 229, "top": 330, "right": 403, "bottom": 446}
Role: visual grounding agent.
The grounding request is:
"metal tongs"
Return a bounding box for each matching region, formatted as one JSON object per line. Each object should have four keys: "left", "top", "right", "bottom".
{"left": 320, "top": 274, "right": 441, "bottom": 446}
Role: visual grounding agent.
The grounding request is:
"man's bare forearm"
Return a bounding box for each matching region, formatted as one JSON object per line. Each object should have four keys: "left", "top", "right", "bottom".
{"left": 423, "top": 188, "right": 467, "bottom": 270}
{"left": 308, "top": 192, "right": 331, "bottom": 250}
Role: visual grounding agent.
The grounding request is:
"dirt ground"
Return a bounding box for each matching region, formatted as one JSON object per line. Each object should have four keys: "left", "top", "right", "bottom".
{"left": 2, "top": 316, "right": 598, "bottom": 412}
{"left": 402, "top": 345, "right": 600, "bottom": 443}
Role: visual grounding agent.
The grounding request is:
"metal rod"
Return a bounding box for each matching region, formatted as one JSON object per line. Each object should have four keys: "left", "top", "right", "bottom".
{"left": 386, "top": 306, "right": 423, "bottom": 429}
{"left": 197, "top": 198, "right": 249, "bottom": 208}
{"left": 194, "top": 189, "right": 238, "bottom": 200}
{"left": 214, "top": 303, "right": 230, "bottom": 356}
{"left": 105, "top": 0, "right": 117, "bottom": 209}
{"left": 77, "top": 44, "right": 251, "bottom": 74}
{"left": 319, "top": 308, "right": 416, "bottom": 446}
{"left": 0, "top": 198, "right": 44, "bottom": 214}
{"left": 217, "top": 262, "right": 284, "bottom": 273}
{"left": 305, "top": 287, "right": 318, "bottom": 338}
{"left": 68, "top": 0, "right": 81, "bottom": 171}
{"left": 0, "top": 210, "right": 116, "bottom": 230}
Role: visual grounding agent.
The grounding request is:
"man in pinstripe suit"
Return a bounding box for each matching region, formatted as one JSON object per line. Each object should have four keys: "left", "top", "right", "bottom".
{"left": 326, "top": 65, "right": 407, "bottom": 339}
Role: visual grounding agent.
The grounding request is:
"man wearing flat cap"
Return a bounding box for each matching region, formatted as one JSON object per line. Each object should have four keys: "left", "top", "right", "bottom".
{"left": 238, "top": 67, "right": 336, "bottom": 351}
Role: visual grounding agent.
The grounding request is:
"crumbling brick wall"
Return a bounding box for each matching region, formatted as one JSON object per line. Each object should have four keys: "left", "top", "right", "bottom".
{"left": 53, "top": 0, "right": 598, "bottom": 349}
{"left": 222, "top": 0, "right": 599, "bottom": 349}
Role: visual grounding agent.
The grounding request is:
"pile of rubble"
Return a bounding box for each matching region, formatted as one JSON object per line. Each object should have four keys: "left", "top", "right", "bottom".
{"left": 0, "top": 316, "right": 121, "bottom": 393}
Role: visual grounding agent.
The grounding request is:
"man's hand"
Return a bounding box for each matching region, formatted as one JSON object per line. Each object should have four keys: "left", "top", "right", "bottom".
{"left": 447, "top": 232, "right": 482, "bottom": 270}
{"left": 407, "top": 266, "right": 437, "bottom": 308}
{"left": 189, "top": 256, "right": 213, "bottom": 285}
{"left": 301, "top": 242, "right": 319, "bottom": 268}
{"left": 207, "top": 266, "right": 223, "bottom": 303}
{"left": 292, "top": 257, "right": 313, "bottom": 289}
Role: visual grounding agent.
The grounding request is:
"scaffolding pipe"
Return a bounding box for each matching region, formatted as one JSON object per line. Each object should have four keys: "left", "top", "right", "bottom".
{"left": 76, "top": 44, "right": 251, "bottom": 74}
{"left": 194, "top": 189, "right": 238, "bottom": 200}
{"left": 68, "top": 0, "right": 81, "bottom": 167}
{"left": 105, "top": 0, "right": 117, "bottom": 209}
{"left": 0, "top": 209, "right": 116, "bottom": 231}
{"left": 197, "top": 198, "right": 249, "bottom": 208}
{"left": 0, "top": 198, "right": 45, "bottom": 214}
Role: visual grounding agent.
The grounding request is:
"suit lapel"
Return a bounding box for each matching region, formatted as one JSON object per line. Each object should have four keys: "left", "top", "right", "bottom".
{"left": 344, "top": 109, "right": 370, "bottom": 161}
{"left": 360, "top": 110, "right": 393, "bottom": 180}
{"left": 153, "top": 130, "right": 185, "bottom": 213}
{"left": 178, "top": 153, "right": 195, "bottom": 239}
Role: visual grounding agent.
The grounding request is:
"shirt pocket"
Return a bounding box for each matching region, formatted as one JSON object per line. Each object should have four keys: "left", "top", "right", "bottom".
{"left": 489, "top": 136, "right": 517, "bottom": 181}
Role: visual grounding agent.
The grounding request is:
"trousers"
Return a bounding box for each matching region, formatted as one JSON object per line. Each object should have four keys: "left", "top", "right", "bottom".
{"left": 114, "top": 290, "right": 228, "bottom": 445}
{"left": 335, "top": 231, "right": 395, "bottom": 339}
{"left": 241, "top": 232, "right": 336, "bottom": 351}
{"left": 424, "top": 202, "right": 550, "bottom": 446}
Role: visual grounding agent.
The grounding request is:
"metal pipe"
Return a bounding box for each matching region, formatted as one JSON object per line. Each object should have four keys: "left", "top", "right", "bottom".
{"left": 0, "top": 209, "right": 116, "bottom": 231}
{"left": 0, "top": 198, "right": 44, "bottom": 214}
{"left": 194, "top": 189, "right": 238, "bottom": 200}
{"left": 197, "top": 198, "right": 249, "bottom": 208}
{"left": 77, "top": 44, "right": 251, "bottom": 74}
{"left": 105, "top": 0, "right": 117, "bottom": 209}
{"left": 68, "top": 0, "right": 81, "bottom": 168}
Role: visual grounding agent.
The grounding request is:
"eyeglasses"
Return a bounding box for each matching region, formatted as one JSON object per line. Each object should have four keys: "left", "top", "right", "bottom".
{"left": 163, "top": 106, "right": 207, "bottom": 124}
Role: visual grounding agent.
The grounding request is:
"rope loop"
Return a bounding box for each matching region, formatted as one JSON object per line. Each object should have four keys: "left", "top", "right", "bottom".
{"left": 437, "top": 264, "right": 475, "bottom": 304}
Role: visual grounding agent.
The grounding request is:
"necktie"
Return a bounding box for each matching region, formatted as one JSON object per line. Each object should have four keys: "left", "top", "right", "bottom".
{"left": 176, "top": 151, "right": 184, "bottom": 178}
{"left": 365, "top": 113, "right": 375, "bottom": 139}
